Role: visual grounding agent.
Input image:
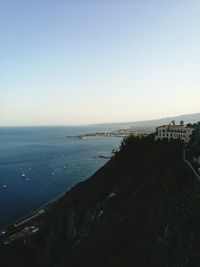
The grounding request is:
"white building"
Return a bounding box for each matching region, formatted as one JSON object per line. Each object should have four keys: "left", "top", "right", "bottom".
{"left": 155, "top": 124, "right": 194, "bottom": 143}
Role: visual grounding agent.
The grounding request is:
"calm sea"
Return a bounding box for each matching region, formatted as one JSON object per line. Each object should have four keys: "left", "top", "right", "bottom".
{"left": 0, "top": 126, "right": 122, "bottom": 230}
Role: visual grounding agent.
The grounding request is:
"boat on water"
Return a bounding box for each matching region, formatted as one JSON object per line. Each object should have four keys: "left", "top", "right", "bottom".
{"left": 21, "top": 173, "right": 26, "bottom": 177}
{"left": 2, "top": 184, "right": 8, "bottom": 188}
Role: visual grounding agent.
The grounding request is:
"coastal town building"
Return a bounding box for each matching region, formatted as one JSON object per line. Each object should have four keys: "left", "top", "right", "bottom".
{"left": 195, "top": 122, "right": 200, "bottom": 147}
{"left": 155, "top": 123, "right": 194, "bottom": 143}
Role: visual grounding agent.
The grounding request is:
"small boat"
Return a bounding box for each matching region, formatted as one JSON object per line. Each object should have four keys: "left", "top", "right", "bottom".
{"left": 63, "top": 166, "right": 66, "bottom": 169}
{"left": 51, "top": 172, "right": 55, "bottom": 176}
{"left": 2, "top": 184, "right": 8, "bottom": 188}
{"left": 21, "top": 173, "right": 26, "bottom": 177}
{"left": 25, "top": 178, "right": 29, "bottom": 181}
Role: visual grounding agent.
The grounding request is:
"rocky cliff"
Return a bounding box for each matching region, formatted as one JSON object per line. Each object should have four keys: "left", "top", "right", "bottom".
{"left": 1, "top": 135, "right": 200, "bottom": 267}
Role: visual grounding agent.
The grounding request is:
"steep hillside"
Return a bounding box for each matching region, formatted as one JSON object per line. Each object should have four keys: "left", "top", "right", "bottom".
{"left": 1, "top": 135, "right": 200, "bottom": 267}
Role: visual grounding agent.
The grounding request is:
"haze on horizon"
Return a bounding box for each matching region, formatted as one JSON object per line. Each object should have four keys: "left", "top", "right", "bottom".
{"left": 0, "top": 0, "right": 200, "bottom": 127}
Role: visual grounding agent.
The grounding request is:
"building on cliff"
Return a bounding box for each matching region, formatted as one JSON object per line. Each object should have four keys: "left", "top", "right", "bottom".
{"left": 155, "top": 123, "right": 194, "bottom": 143}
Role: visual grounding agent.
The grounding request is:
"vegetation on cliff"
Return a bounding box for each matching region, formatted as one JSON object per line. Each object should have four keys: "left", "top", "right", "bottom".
{"left": 1, "top": 135, "right": 200, "bottom": 267}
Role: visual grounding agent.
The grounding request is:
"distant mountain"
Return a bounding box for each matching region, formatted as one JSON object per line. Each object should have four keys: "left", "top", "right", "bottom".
{"left": 93, "top": 113, "right": 200, "bottom": 130}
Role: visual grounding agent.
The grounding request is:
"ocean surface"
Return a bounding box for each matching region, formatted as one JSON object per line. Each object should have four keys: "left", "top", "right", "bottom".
{"left": 0, "top": 126, "right": 122, "bottom": 230}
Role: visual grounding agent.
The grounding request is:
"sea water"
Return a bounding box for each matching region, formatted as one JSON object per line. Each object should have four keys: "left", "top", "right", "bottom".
{"left": 0, "top": 126, "right": 122, "bottom": 229}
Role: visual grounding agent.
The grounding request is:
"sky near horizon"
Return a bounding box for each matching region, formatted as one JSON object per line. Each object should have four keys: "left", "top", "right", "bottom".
{"left": 0, "top": 0, "right": 200, "bottom": 126}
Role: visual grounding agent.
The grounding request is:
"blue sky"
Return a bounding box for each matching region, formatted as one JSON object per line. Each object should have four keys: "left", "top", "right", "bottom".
{"left": 0, "top": 0, "right": 200, "bottom": 126}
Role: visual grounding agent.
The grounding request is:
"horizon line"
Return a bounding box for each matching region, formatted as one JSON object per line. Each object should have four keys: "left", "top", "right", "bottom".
{"left": 0, "top": 112, "right": 199, "bottom": 128}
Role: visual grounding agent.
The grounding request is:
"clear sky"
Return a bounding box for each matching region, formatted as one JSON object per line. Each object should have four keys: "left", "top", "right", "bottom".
{"left": 0, "top": 0, "right": 200, "bottom": 126}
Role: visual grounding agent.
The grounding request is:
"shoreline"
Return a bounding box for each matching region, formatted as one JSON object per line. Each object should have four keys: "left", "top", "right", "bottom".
{"left": 0, "top": 131, "right": 122, "bottom": 241}
{"left": 0, "top": 191, "right": 68, "bottom": 245}
{"left": 0, "top": 154, "right": 113, "bottom": 243}
{"left": 0, "top": 158, "right": 109, "bottom": 234}
{"left": 0, "top": 191, "right": 66, "bottom": 232}
{"left": 0, "top": 158, "right": 114, "bottom": 232}
{"left": 78, "top": 130, "right": 135, "bottom": 139}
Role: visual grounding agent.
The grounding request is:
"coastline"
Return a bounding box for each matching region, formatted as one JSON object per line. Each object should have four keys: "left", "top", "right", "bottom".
{"left": 0, "top": 159, "right": 109, "bottom": 235}
{"left": 0, "top": 191, "right": 69, "bottom": 245}
{"left": 0, "top": 150, "right": 114, "bottom": 246}
{"left": 1, "top": 160, "right": 119, "bottom": 232}
{"left": 0, "top": 191, "right": 67, "bottom": 232}
{"left": 0, "top": 126, "right": 123, "bottom": 234}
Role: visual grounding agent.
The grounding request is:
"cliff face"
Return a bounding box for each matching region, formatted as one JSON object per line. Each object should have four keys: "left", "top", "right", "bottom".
{"left": 1, "top": 135, "right": 200, "bottom": 267}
